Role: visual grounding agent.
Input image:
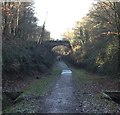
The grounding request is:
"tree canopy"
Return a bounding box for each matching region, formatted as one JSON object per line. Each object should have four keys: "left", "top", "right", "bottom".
{"left": 2, "top": 1, "right": 50, "bottom": 42}
{"left": 62, "top": 1, "right": 119, "bottom": 76}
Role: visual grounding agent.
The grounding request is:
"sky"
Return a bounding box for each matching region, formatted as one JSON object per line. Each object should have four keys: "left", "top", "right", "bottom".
{"left": 34, "top": 0, "right": 94, "bottom": 39}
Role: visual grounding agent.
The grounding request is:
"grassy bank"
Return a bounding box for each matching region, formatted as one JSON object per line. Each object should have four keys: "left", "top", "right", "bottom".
{"left": 71, "top": 67, "right": 119, "bottom": 113}
{"left": 23, "top": 66, "right": 61, "bottom": 97}
{"left": 71, "top": 66, "right": 118, "bottom": 88}
{"left": 3, "top": 66, "right": 61, "bottom": 113}
{"left": 63, "top": 55, "right": 118, "bottom": 79}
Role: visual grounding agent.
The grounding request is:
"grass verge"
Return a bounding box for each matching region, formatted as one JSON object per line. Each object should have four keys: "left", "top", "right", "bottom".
{"left": 71, "top": 67, "right": 120, "bottom": 113}
{"left": 3, "top": 66, "right": 61, "bottom": 113}
{"left": 72, "top": 68, "right": 106, "bottom": 83}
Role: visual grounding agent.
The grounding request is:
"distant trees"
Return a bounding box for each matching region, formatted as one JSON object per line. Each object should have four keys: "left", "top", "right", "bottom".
{"left": 2, "top": 2, "right": 22, "bottom": 37}
{"left": 63, "top": 1, "right": 120, "bottom": 76}
{"left": 2, "top": 1, "right": 50, "bottom": 42}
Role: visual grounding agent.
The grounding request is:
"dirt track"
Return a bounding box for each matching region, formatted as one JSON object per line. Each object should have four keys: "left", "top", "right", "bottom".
{"left": 39, "top": 61, "right": 81, "bottom": 113}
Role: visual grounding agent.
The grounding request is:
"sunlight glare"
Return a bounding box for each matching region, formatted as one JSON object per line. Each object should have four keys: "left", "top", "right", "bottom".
{"left": 34, "top": 0, "right": 94, "bottom": 39}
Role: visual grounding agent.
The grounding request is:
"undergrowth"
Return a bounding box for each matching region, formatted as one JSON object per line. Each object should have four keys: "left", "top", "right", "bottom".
{"left": 2, "top": 40, "right": 55, "bottom": 79}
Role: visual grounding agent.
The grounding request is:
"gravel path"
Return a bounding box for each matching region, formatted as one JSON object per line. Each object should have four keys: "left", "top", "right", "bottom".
{"left": 39, "top": 61, "right": 82, "bottom": 113}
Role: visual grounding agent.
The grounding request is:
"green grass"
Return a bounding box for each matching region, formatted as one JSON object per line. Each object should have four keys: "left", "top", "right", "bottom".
{"left": 73, "top": 68, "right": 105, "bottom": 80}
{"left": 3, "top": 66, "right": 61, "bottom": 113}
{"left": 24, "top": 67, "right": 61, "bottom": 96}
{"left": 71, "top": 67, "right": 108, "bottom": 88}
{"left": 72, "top": 67, "right": 120, "bottom": 111}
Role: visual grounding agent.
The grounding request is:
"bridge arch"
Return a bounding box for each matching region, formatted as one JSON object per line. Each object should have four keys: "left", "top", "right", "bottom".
{"left": 42, "top": 40, "right": 72, "bottom": 50}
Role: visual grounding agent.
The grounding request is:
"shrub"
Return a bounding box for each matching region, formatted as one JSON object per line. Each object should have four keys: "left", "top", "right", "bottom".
{"left": 2, "top": 40, "right": 55, "bottom": 78}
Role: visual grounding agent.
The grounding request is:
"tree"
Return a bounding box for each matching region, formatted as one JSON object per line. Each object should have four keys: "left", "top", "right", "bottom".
{"left": 15, "top": 2, "right": 37, "bottom": 40}
{"left": 2, "top": 2, "right": 38, "bottom": 41}
{"left": 63, "top": 0, "right": 119, "bottom": 76}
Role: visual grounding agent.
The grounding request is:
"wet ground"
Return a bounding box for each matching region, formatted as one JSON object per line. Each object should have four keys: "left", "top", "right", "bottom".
{"left": 39, "top": 61, "right": 81, "bottom": 113}
{"left": 3, "top": 61, "right": 120, "bottom": 113}
{"left": 39, "top": 61, "right": 120, "bottom": 113}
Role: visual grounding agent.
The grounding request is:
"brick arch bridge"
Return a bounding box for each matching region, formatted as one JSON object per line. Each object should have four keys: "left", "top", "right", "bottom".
{"left": 42, "top": 40, "right": 72, "bottom": 49}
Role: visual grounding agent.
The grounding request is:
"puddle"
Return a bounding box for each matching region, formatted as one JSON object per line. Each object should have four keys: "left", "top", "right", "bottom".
{"left": 61, "top": 69, "right": 72, "bottom": 75}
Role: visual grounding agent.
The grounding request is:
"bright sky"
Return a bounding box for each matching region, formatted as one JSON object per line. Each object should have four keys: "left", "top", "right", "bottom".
{"left": 34, "top": 0, "right": 94, "bottom": 39}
